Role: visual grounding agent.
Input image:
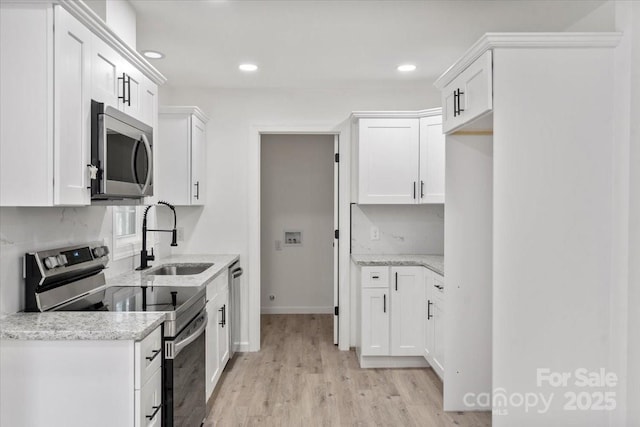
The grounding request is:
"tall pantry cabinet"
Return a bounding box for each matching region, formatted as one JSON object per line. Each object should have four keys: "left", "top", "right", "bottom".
{"left": 434, "top": 33, "right": 621, "bottom": 427}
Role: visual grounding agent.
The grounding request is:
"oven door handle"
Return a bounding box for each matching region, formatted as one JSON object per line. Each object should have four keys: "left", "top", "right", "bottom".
{"left": 174, "top": 312, "right": 207, "bottom": 357}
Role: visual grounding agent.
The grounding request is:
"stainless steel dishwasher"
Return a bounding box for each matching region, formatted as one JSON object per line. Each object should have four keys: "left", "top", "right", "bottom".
{"left": 229, "top": 262, "right": 243, "bottom": 358}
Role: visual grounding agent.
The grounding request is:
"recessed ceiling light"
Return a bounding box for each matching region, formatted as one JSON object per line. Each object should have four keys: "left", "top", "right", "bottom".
{"left": 142, "top": 50, "right": 164, "bottom": 59}
{"left": 239, "top": 63, "right": 258, "bottom": 72}
{"left": 397, "top": 64, "right": 417, "bottom": 72}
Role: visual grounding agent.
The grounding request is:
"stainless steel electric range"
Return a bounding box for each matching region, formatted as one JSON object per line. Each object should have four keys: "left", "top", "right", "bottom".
{"left": 24, "top": 242, "right": 207, "bottom": 427}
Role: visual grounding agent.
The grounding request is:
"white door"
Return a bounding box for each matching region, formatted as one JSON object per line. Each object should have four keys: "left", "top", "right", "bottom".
{"left": 191, "top": 116, "right": 207, "bottom": 205}
{"left": 360, "top": 288, "right": 389, "bottom": 355}
{"left": 390, "top": 267, "right": 425, "bottom": 356}
{"left": 358, "top": 118, "right": 419, "bottom": 204}
{"left": 333, "top": 135, "right": 339, "bottom": 345}
{"left": 54, "top": 6, "right": 91, "bottom": 206}
{"left": 419, "top": 116, "right": 445, "bottom": 204}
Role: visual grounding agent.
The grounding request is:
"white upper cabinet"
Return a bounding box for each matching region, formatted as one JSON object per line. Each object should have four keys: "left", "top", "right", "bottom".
{"left": 441, "top": 51, "right": 493, "bottom": 134}
{"left": 157, "top": 107, "right": 209, "bottom": 206}
{"left": 419, "top": 116, "right": 445, "bottom": 203}
{"left": 0, "top": 2, "right": 165, "bottom": 207}
{"left": 353, "top": 110, "right": 444, "bottom": 205}
{"left": 54, "top": 7, "right": 93, "bottom": 206}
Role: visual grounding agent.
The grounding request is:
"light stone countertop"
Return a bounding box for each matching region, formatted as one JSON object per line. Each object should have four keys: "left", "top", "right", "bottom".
{"left": 0, "top": 254, "right": 240, "bottom": 341}
{"left": 106, "top": 254, "right": 240, "bottom": 288}
{"left": 351, "top": 254, "right": 444, "bottom": 276}
{"left": 0, "top": 312, "right": 165, "bottom": 341}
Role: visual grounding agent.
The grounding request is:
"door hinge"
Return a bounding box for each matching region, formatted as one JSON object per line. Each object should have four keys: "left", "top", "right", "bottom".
{"left": 334, "top": 229, "right": 339, "bottom": 239}
{"left": 334, "top": 306, "right": 339, "bottom": 316}
{"left": 335, "top": 153, "right": 339, "bottom": 163}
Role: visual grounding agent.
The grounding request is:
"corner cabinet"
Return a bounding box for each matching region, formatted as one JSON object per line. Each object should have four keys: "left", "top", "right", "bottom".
{"left": 0, "top": 2, "right": 165, "bottom": 207}
{"left": 357, "top": 265, "right": 428, "bottom": 368}
{"left": 157, "top": 107, "right": 209, "bottom": 206}
{"left": 206, "top": 269, "right": 230, "bottom": 400}
{"left": 352, "top": 110, "right": 445, "bottom": 204}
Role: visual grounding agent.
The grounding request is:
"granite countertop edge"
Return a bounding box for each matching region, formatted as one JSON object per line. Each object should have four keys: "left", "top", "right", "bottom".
{"left": 351, "top": 254, "right": 444, "bottom": 276}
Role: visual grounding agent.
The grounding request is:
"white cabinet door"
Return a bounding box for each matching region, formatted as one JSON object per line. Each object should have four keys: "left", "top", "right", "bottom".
{"left": 432, "top": 290, "right": 445, "bottom": 376}
{"left": 190, "top": 116, "right": 206, "bottom": 205}
{"left": 135, "top": 367, "right": 162, "bottom": 427}
{"left": 217, "top": 286, "right": 230, "bottom": 370}
{"left": 53, "top": 6, "right": 91, "bottom": 206}
{"left": 140, "top": 79, "right": 158, "bottom": 130}
{"left": 390, "top": 267, "right": 425, "bottom": 356}
{"left": 360, "top": 288, "right": 390, "bottom": 355}
{"left": 206, "top": 281, "right": 220, "bottom": 399}
{"left": 358, "top": 118, "right": 419, "bottom": 204}
{"left": 442, "top": 51, "right": 493, "bottom": 134}
{"left": 419, "top": 116, "right": 445, "bottom": 204}
{"left": 91, "top": 36, "right": 122, "bottom": 108}
{"left": 120, "top": 63, "right": 143, "bottom": 122}
{"left": 425, "top": 271, "right": 444, "bottom": 379}
{"left": 424, "top": 273, "right": 434, "bottom": 361}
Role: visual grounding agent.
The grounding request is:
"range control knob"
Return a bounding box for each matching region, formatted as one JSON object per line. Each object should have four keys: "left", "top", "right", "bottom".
{"left": 43, "top": 256, "right": 59, "bottom": 270}
{"left": 92, "top": 246, "right": 110, "bottom": 258}
{"left": 56, "top": 254, "right": 68, "bottom": 267}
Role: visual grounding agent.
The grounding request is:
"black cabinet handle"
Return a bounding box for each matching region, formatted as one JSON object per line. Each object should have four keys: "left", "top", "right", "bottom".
{"left": 145, "top": 348, "right": 161, "bottom": 362}
{"left": 427, "top": 300, "right": 433, "bottom": 320}
{"left": 413, "top": 182, "right": 416, "bottom": 199}
{"left": 372, "top": 275, "right": 379, "bottom": 279}
{"left": 146, "top": 404, "right": 162, "bottom": 421}
{"left": 219, "top": 304, "right": 226, "bottom": 327}
{"left": 118, "top": 73, "right": 127, "bottom": 104}
{"left": 383, "top": 294, "right": 386, "bottom": 313}
{"left": 194, "top": 181, "right": 200, "bottom": 200}
{"left": 395, "top": 272, "right": 398, "bottom": 291}
{"left": 421, "top": 181, "right": 425, "bottom": 198}
{"left": 126, "top": 74, "right": 131, "bottom": 106}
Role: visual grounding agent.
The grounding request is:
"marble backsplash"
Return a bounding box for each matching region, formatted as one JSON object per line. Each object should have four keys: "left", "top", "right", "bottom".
{"left": 351, "top": 204, "right": 444, "bottom": 255}
{"left": 0, "top": 206, "right": 166, "bottom": 315}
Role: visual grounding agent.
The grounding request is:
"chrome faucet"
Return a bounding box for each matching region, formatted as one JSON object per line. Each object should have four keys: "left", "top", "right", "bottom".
{"left": 136, "top": 201, "right": 178, "bottom": 270}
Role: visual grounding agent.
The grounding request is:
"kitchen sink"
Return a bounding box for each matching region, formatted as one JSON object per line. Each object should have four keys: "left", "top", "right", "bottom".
{"left": 147, "top": 263, "right": 214, "bottom": 276}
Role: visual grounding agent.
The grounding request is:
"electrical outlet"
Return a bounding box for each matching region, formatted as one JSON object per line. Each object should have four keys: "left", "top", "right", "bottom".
{"left": 269, "top": 294, "right": 276, "bottom": 301}
{"left": 370, "top": 226, "right": 380, "bottom": 240}
{"left": 177, "top": 227, "right": 185, "bottom": 242}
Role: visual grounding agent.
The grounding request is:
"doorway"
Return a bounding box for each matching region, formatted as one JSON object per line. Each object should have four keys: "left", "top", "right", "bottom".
{"left": 260, "top": 134, "right": 339, "bottom": 344}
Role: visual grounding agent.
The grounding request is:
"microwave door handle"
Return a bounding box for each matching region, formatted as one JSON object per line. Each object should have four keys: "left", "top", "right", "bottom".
{"left": 139, "top": 134, "right": 152, "bottom": 195}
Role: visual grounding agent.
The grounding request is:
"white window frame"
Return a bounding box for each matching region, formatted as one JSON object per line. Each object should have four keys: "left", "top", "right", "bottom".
{"left": 112, "top": 206, "right": 143, "bottom": 260}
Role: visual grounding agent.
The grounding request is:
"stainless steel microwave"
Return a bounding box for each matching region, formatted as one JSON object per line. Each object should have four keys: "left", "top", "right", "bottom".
{"left": 90, "top": 100, "right": 153, "bottom": 200}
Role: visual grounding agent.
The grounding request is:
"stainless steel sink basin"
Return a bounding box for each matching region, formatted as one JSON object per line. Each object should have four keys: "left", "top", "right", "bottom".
{"left": 148, "top": 263, "right": 214, "bottom": 276}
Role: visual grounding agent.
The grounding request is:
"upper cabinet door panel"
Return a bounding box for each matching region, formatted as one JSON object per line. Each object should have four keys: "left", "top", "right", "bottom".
{"left": 442, "top": 51, "right": 493, "bottom": 134}
{"left": 190, "top": 116, "right": 206, "bottom": 205}
{"left": 358, "top": 118, "right": 419, "bottom": 204}
{"left": 419, "top": 116, "right": 445, "bottom": 204}
{"left": 53, "top": 6, "right": 91, "bottom": 206}
{"left": 91, "top": 36, "right": 121, "bottom": 108}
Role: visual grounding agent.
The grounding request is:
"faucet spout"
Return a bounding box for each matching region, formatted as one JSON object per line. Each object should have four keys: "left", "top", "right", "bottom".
{"left": 136, "top": 201, "right": 178, "bottom": 270}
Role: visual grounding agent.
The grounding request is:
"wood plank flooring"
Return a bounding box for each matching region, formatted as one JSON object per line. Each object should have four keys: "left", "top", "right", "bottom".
{"left": 205, "top": 314, "right": 491, "bottom": 426}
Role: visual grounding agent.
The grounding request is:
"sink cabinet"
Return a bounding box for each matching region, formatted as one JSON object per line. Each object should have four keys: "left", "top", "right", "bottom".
{"left": 157, "top": 107, "right": 209, "bottom": 206}
{"left": 0, "top": 326, "right": 163, "bottom": 427}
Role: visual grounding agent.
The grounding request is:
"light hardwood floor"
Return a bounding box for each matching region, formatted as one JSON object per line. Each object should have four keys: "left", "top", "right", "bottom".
{"left": 205, "top": 314, "right": 491, "bottom": 426}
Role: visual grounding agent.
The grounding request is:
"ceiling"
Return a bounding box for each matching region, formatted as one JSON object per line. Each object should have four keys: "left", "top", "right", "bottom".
{"left": 132, "top": 0, "right": 608, "bottom": 90}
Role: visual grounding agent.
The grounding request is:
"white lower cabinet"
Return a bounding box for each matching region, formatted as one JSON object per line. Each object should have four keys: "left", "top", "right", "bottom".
{"left": 358, "top": 266, "right": 427, "bottom": 368}
{"left": 0, "top": 325, "right": 163, "bottom": 427}
{"left": 424, "top": 270, "right": 445, "bottom": 380}
{"left": 206, "top": 270, "right": 230, "bottom": 400}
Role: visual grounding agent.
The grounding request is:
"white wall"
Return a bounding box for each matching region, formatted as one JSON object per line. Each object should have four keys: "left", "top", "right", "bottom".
{"left": 351, "top": 204, "right": 444, "bottom": 255}
{"left": 159, "top": 86, "right": 438, "bottom": 349}
{"left": 105, "top": 0, "right": 136, "bottom": 49}
{"left": 260, "top": 134, "right": 334, "bottom": 314}
{"left": 627, "top": 2, "right": 640, "bottom": 425}
{"left": 0, "top": 207, "right": 165, "bottom": 315}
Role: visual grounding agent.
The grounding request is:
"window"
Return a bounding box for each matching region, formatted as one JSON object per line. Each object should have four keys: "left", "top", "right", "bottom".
{"left": 112, "top": 206, "right": 142, "bottom": 260}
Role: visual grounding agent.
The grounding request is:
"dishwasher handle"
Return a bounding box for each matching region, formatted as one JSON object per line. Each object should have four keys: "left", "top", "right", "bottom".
{"left": 174, "top": 312, "right": 207, "bottom": 358}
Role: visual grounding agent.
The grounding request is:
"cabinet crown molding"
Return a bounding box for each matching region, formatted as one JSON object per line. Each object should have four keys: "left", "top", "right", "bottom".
{"left": 159, "top": 106, "right": 210, "bottom": 123}
{"left": 433, "top": 32, "right": 622, "bottom": 89}
{"left": 351, "top": 108, "right": 442, "bottom": 120}
{"left": 59, "top": 0, "right": 167, "bottom": 85}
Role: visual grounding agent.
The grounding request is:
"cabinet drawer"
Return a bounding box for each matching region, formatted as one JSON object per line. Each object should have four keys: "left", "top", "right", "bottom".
{"left": 361, "top": 266, "right": 389, "bottom": 287}
{"left": 442, "top": 50, "right": 493, "bottom": 134}
{"left": 135, "top": 366, "right": 162, "bottom": 427}
{"left": 135, "top": 326, "right": 162, "bottom": 389}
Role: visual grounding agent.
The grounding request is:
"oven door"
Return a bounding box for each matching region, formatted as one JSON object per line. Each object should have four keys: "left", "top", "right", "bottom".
{"left": 164, "top": 310, "right": 207, "bottom": 427}
{"left": 94, "top": 106, "right": 154, "bottom": 199}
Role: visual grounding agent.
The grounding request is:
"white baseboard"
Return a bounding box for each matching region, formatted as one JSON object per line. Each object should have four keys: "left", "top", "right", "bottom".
{"left": 358, "top": 355, "right": 429, "bottom": 369}
{"left": 260, "top": 306, "right": 334, "bottom": 314}
{"left": 233, "top": 341, "right": 251, "bottom": 352}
